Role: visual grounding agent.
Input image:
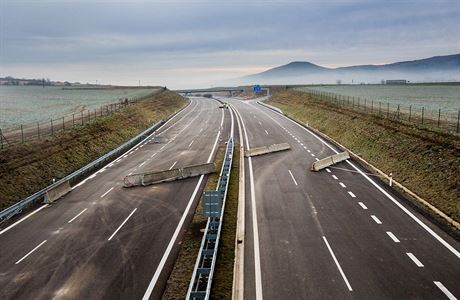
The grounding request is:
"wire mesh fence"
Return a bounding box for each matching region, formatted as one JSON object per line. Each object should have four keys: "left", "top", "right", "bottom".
{"left": 300, "top": 88, "right": 460, "bottom": 135}
{"left": 0, "top": 95, "right": 147, "bottom": 149}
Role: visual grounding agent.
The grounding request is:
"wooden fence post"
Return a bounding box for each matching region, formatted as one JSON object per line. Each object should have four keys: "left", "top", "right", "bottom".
{"left": 21, "top": 124, "right": 24, "bottom": 143}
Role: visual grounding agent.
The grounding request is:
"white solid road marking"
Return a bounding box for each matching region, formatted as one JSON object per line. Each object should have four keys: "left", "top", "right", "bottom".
{"left": 142, "top": 128, "right": 222, "bottom": 300}
{"left": 138, "top": 161, "right": 146, "bottom": 168}
{"left": 0, "top": 204, "right": 49, "bottom": 236}
{"left": 406, "top": 252, "right": 424, "bottom": 267}
{"left": 386, "top": 231, "right": 400, "bottom": 243}
{"left": 371, "top": 215, "right": 382, "bottom": 224}
{"left": 260, "top": 104, "right": 460, "bottom": 259}
{"left": 264, "top": 130, "right": 269, "bottom": 135}
{"left": 68, "top": 208, "right": 88, "bottom": 223}
{"left": 88, "top": 174, "right": 96, "bottom": 179}
{"left": 288, "top": 170, "right": 298, "bottom": 186}
{"left": 339, "top": 182, "right": 346, "bottom": 188}
{"left": 358, "top": 202, "right": 368, "bottom": 210}
{"left": 15, "top": 240, "right": 47, "bottom": 264}
{"left": 108, "top": 208, "right": 137, "bottom": 241}
{"left": 348, "top": 191, "right": 356, "bottom": 198}
{"left": 169, "top": 161, "right": 178, "bottom": 170}
{"left": 188, "top": 140, "right": 194, "bottom": 148}
{"left": 332, "top": 175, "right": 338, "bottom": 180}
{"left": 325, "top": 168, "right": 331, "bottom": 172}
{"left": 434, "top": 281, "right": 457, "bottom": 300}
{"left": 323, "top": 236, "right": 353, "bottom": 291}
{"left": 101, "top": 187, "right": 114, "bottom": 198}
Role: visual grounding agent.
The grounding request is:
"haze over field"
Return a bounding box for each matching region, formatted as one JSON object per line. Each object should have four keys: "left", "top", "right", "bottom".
{"left": 0, "top": 0, "right": 459, "bottom": 88}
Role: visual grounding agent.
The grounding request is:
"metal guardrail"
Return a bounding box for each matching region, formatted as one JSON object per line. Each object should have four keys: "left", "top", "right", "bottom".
{"left": 0, "top": 119, "right": 166, "bottom": 223}
{"left": 187, "top": 137, "right": 234, "bottom": 300}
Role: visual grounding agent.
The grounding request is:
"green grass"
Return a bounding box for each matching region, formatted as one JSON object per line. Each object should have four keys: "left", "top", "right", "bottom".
{"left": 267, "top": 90, "right": 460, "bottom": 226}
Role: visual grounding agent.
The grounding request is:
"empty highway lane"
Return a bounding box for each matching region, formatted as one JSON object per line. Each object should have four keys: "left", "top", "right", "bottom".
{"left": 228, "top": 97, "right": 460, "bottom": 300}
{"left": 0, "top": 97, "right": 231, "bottom": 300}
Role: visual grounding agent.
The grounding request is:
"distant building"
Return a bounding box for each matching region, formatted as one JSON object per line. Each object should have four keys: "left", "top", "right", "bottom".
{"left": 385, "top": 79, "right": 408, "bottom": 84}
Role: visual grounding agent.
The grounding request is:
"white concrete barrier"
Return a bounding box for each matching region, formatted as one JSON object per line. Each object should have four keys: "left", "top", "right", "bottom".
{"left": 123, "top": 162, "right": 215, "bottom": 187}
{"left": 44, "top": 180, "right": 71, "bottom": 203}
{"left": 311, "top": 151, "right": 350, "bottom": 171}
{"left": 244, "top": 143, "right": 290, "bottom": 157}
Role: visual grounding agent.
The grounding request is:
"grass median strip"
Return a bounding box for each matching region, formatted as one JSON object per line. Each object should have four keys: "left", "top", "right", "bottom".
{"left": 162, "top": 144, "right": 239, "bottom": 300}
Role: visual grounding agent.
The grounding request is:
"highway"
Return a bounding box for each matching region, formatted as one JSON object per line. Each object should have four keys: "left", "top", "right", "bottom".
{"left": 227, "top": 97, "right": 460, "bottom": 300}
{"left": 0, "top": 97, "right": 231, "bottom": 299}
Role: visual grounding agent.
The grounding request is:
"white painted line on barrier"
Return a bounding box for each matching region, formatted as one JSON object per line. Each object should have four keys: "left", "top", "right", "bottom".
{"left": 406, "top": 252, "right": 424, "bottom": 267}
{"left": 288, "top": 170, "right": 298, "bottom": 186}
{"left": 348, "top": 191, "right": 356, "bottom": 198}
{"left": 323, "top": 236, "right": 353, "bottom": 292}
{"left": 101, "top": 187, "right": 114, "bottom": 198}
{"left": 0, "top": 205, "right": 49, "bottom": 236}
{"left": 108, "top": 208, "right": 137, "bottom": 241}
{"left": 68, "top": 208, "right": 88, "bottom": 223}
{"left": 358, "top": 202, "right": 368, "bottom": 210}
{"left": 332, "top": 175, "right": 338, "bottom": 180}
{"left": 434, "top": 281, "right": 457, "bottom": 300}
{"left": 15, "top": 240, "right": 47, "bottom": 264}
{"left": 386, "top": 231, "right": 400, "bottom": 243}
{"left": 339, "top": 182, "right": 346, "bottom": 188}
{"left": 169, "top": 161, "right": 178, "bottom": 170}
{"left": 371, "top": 215, "right": 382, "bottom": 224}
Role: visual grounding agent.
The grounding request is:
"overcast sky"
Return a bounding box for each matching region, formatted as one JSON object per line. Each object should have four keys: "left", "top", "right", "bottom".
{"left": 0, "top": 0, "right": 459, "bottom": 88}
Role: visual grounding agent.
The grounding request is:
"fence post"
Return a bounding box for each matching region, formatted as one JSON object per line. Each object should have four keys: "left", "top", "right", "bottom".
{"left": 437, "top": 109, "right": 441, "bottom": 127}
{"left": 387, "top": 103, "right": 390, "bottom": 118}
{"left": 409, "top": 105, "right": 412, "bottom": 122}
{"left": 21, "top": 124, "right": 24, "bottom": 143}
{"left": 0, "top": 128, "right": 3, "bottom": 149}
{"left": 371, "top": 100, "right": 373, "bottom": 113}
{"left": 88, "top": 110, "right": 91, "bottom": 122}
{"left": 37, "top": 123, "right": 40, "bottom": 139}
{"left": 62, "top": 117, "right": 65, "bottom": 130}
{"left": 457, "top": 110, "right": 460, "bottom": 133}
{"left": 94, "top": 109, "right": 97, "bottom": 120}
{"left": 421, "top": 107, "right": 424, "bottom": 125}
{"left": 51, "top": 119, "right": 54, "bottom": 136}
{"left": 81, "top": 111, "right": 84, "bottom": 125}
{"left": 379, "top": 102, "right": 381, "bottom": 115}
{"left": 397, "top": 104, "right": 400, "bottom": 120}
{"left": 72, "top": 114, "right": 75, "bottom": 127}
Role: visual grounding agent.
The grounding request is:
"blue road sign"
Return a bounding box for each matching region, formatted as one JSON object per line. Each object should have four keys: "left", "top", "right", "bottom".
{"left": 253, "top": 84, "right": 261, "bottom": 93}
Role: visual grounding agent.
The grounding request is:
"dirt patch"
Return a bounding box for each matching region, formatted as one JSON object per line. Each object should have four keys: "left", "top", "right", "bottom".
{"left": 267, "top": 90, "right": 460, "bottom": 225}
{"left": 0, "top": 90, "right": 186, "bottom": 209}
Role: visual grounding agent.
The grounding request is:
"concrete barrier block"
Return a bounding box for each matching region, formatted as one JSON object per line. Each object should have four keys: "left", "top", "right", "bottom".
{"left": 44, "top": 180, "right": 71, "bottom": 203}
{"left": 245, "top": 143, "right": 291, "bottom": 157}
{"left": 123, "top": 162, "right": 215, "bottom": 187}
{"left": 311, "top": 151, "right": 350, "bottom": 171}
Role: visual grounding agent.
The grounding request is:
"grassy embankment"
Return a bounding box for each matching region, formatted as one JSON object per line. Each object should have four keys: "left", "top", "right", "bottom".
{"left": 267, "top": 90, "right": 460, "bottom": 228}
{"left": 162, "top": 144, "right": 239, "bottom": 300}
{"left": 0, "top": 90, "right": 186, "bottom": 209}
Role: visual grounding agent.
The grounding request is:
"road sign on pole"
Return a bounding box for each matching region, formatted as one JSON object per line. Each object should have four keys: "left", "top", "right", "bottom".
{"left": 253, "top": 84, "right": 261, "bottom": 93}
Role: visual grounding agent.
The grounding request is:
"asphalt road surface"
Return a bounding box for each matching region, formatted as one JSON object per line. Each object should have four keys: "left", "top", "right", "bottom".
{"left": 226, "top": 97, "right": 460, "bottom": 300}
{"left": 0, "top": 96, "right": 231, "bottom": 300}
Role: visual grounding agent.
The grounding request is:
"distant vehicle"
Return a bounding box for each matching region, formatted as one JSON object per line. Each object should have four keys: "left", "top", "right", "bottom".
{"left": 219, "top": 103, "right": 228, "bottom": 109}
